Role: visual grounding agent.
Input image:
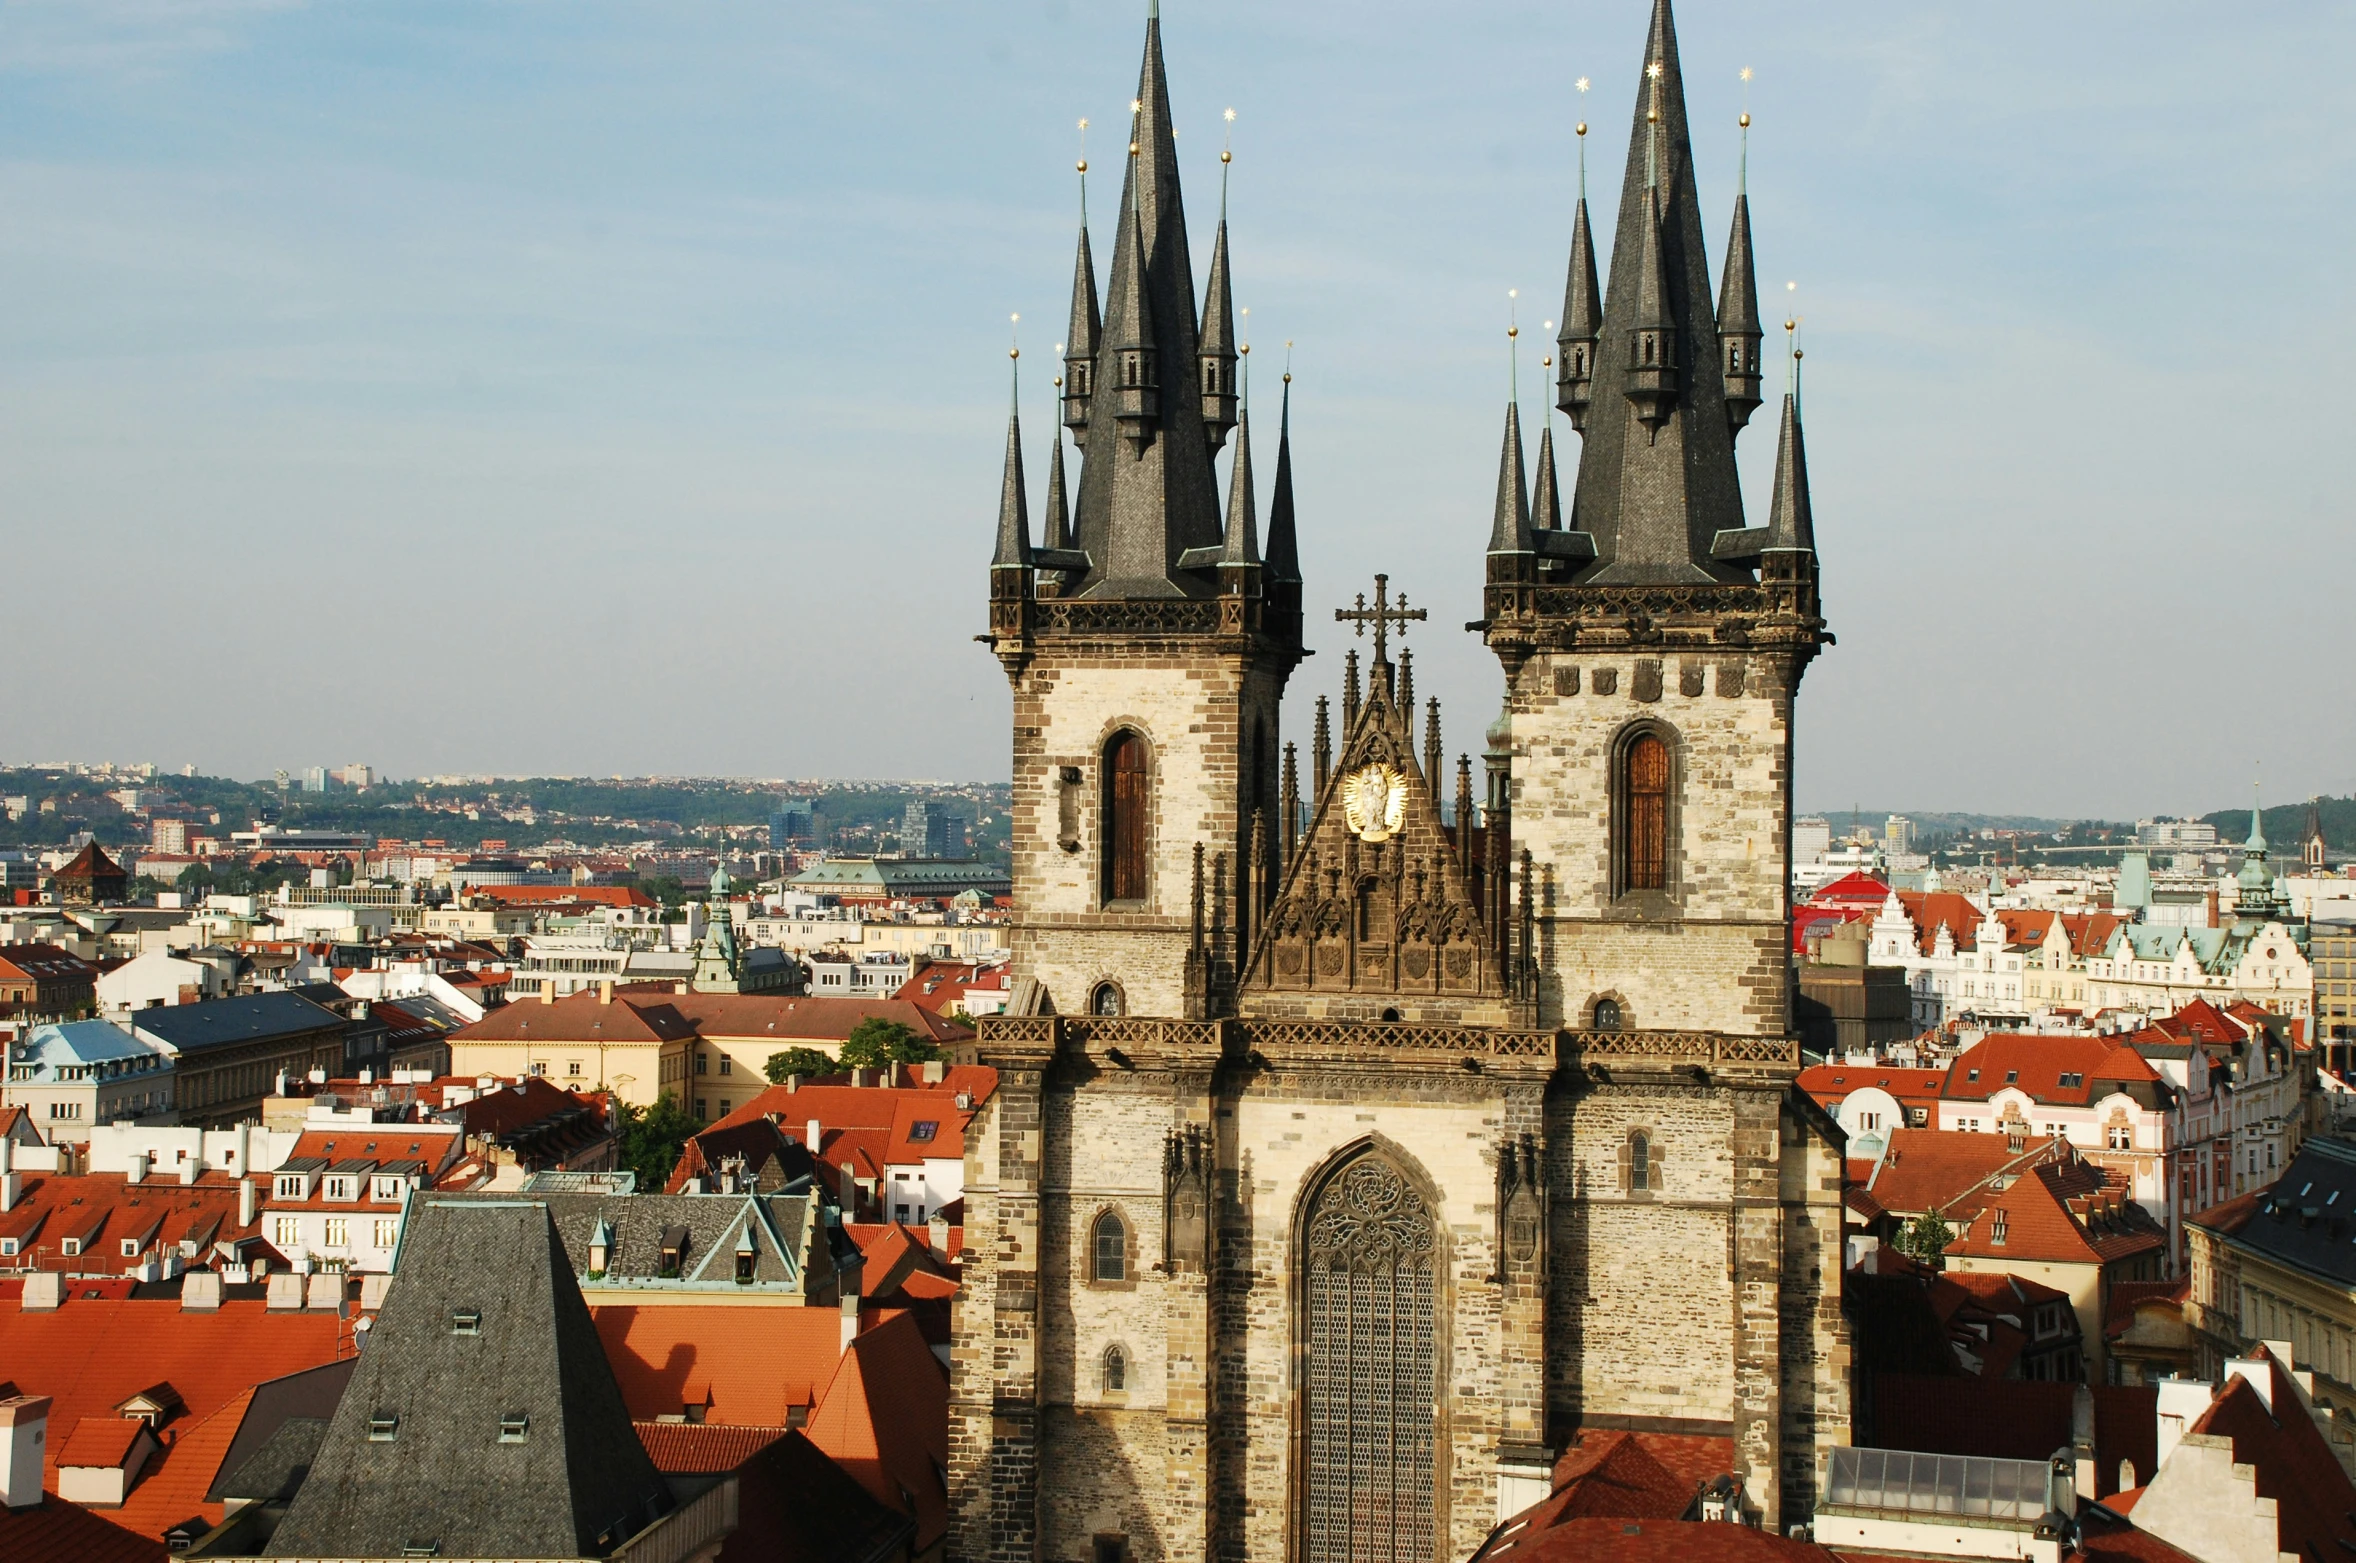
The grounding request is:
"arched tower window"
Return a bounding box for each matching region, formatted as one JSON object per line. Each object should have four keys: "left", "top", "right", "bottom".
{"left": 1102, "top": 730, "right": 1148, "bottom": 905}
{"left": 1301, "top": 1150, "right": 1437, "bottom": 1562}
{"left": 1615, "top": 729, "right": 1672, "bottom": 896}
{"left": 1103, "top": 1344, "right": 1127, "bottom": 1393}
{"left": 1626, "top": 1131, "right": 1652, "bottom": 1194}
{"left": 1092, "top": 1211, "right": 1127, "bottom": 1283}
{"left": 1090, "top": 982, "right": 1125, "bottom": 1017}
{"left": 1592, "top": 997, "right": 1623, "bottom": 1031}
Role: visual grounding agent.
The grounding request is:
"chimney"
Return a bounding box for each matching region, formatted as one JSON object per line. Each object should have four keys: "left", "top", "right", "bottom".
{"left": 806, "top": 1118, "right": 823, "bottom": 1151}
{"left": 928, "top": 1215, "right": 949, "bottom": 1255}
{"left": 541, "top": 983, "right": 554, "bottom": 1004}
{"left": 598, "top": 979, "right": 613, "bottom": 1005}
{"left": 239, "top": 1175, "right": 259, "bottom": 1228}
{"left": 126, "top": 1151, "right": 146, "bottom": 1184}
{"left": 0, "top": 1394, "right": 50, "bottom": 1510}
{"left": 922, "top": 1059, "right": 945, "bottom": 1085}
{"left": 0, "top": 1172, "right": 15, "bottom": 1215}
{"left": 178, "top": 1156, "right": 199, "bottom": 1186}
{"left": 839, "top": 1290, "right": 860, "bottom": 1354}
{"left": 181, "top": 1270, "right": 222, "bottom": 1312}
{"left": 0, "top": 1136, "right": 11, "bottom": 1177}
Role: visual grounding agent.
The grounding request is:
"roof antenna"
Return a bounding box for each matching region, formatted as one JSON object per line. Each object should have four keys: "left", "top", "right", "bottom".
{"left": 1220, "top": 106, "right": 1235, "bottom": 219}
{"left": 1076, "top": 118, "right": 1089, "bottom": 226}
{"left": 1507, "top": 287, "right": 1520, "bottom": 403}
{"left": 1645, "top": 59, "right": 1664, "bottom": 191}
{"left": 1238, "top": 306, "right": 1251, "bottom": 408}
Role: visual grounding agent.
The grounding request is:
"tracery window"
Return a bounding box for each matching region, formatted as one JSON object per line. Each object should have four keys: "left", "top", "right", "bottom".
{"left": 1302, "top": 1151, "right": 1437, "bottom": 1563}
{"left": 1102, "top": 730, "right": 1149, "bottom": 904}
{"left": 1103, "top": 1345, "right": 1126, "bottom": 1393}
{"left": 1092, "top": 1211, "right": 1127, "bottom": 1283}
{"left": 1615, "top": 729, "right": 1672, "bottom": 896}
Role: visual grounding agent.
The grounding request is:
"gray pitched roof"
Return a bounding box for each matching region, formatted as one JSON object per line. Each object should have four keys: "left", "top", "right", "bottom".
{"left": 265, "top": 1200, "right": 669, "bottom": 1558}
{"left": 451, "top": 1188, "right": 820, "bottom": 1294}
{"left": 132, "top": 992, "right": 343, "bottom": 1055}
{"left": 2231, "top": 1139, "right": 2356, "bottom": 1288}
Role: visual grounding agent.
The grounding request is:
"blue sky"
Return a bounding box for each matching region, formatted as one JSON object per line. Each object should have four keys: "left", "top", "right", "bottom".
{"left": 2, "top": 1, "right": 2349, "bottom": 818}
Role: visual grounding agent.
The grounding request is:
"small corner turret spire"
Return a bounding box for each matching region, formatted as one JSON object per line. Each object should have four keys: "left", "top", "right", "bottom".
{"left": 1717, "top": 103, "right": 1764, "bottom": 435}
{"left": 1556, "top": 120, "right": 1603, "bottom": 432}
{"left": 1198, "top": 115, "right": 1239, "bottom": 454}
{"left": 1532, "top": 422, "right": 1564, "bottom": 534}
{"left": 991, "top": 330, "right": 1034, "bottom": 577}
{"left": 1216, "top": 405, "right": 1260, "bottom": 586}
{"left": 1104, "top": 157, "right": 1161, "bottom": 447}
{"left": 1486, "top": 399, "right": 1533, "bottom": 556}
{"left": 1063, "top": 122, "right": 1101, "bottom": 436}
{"left": 1625, "top": 110, "right": 1678, "bottom": 435}
{"left": 1761, "top": 320, "right": 1814, "bottom": 559}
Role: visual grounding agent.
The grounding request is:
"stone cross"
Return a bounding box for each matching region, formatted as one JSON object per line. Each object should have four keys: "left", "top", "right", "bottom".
{"left": 1334, "top": 573, "right": 1426, "bottom": 670}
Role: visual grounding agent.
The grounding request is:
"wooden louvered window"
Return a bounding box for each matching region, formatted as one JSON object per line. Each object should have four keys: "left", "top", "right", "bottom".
{"left": 1620, "top": 732, "right": 1671, "bottom": 895}
{"left": 1103, "top": 731, "right": 1149, "bottom": 905}
{"left": 1302, "top": 1152, "right": 1437, "bottom": 1563}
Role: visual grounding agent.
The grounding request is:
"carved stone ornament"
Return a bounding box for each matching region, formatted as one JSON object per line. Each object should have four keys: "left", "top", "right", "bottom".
{"left": 1165, "top": 1127, "right": 1210, "bottom": 1270}
{"left": 1340, "top": 762, "right": 1409, "bottom": 844}
{"left": 1308, "top": 1156, "right": 1434, "bottom": 1274}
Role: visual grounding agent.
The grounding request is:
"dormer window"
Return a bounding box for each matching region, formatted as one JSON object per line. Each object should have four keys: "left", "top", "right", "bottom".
{"left": 61, "top": 1237, "right": 82, "bottom": 1257}
{"left": 907, "top": 1121, "right": 939, "bottom": 1144}
{"left": 369, "top": 1413, "right": 400, "bottom": 1442}
{"left": 120, "top": 1238, "right": 141, "bottom": 1258}
{"left": 450, "top": 1310, "right": 481, "bottom": 1337}
{"left": 498, "top": 1413, "right": 529, "bottom": 1443}
{"left": 276, "top": 1175, "right": 305, "bottom": 1199}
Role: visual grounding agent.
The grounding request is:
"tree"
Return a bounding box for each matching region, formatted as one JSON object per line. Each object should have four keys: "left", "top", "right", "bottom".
{"left": 1893, "top": 1212, "right": 1954, "bottom": 1270}
{"left": 764, "top": 1046, "right": 838, "bottom": 1084}
{"left": 838, "top": 1017, "right": 941, "bottom": 1070}
{"left": 614, "top": 1093, "right": 700, "bottom": 1191}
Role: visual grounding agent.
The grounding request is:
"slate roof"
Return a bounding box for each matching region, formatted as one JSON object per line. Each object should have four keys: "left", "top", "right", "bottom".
{"left": 2222, "top": 1139, "right": 2356, "bottom": 1286}
{"left": 264, "top": 1199, "right": 670, "bottom": 1559}
{"left": 129, "top": 992, "right": 343, "bottom": 1056}
{"left": 0, "top": 944, "right": 100, "bottom": 984}
{"left": 436, "top": 1188, "right": 817, "bottom": 1292}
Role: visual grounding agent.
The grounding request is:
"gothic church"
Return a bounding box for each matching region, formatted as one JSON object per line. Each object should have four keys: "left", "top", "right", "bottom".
{"left": 954, "top": 3, "right": 1847, "bottom": 1558}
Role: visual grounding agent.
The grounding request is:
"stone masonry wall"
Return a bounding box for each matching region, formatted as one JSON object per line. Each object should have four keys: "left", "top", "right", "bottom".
{"left": 1008, "top": 646, "right": 1284, "bottom": 1018}
{"left": 1509, "top": 651, "right": 1795, "bottom": 1034}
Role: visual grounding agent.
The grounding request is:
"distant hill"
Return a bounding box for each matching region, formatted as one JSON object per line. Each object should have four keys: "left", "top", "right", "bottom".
{"left": 2200, "top": 795, "right": 2352, "bottom": 854}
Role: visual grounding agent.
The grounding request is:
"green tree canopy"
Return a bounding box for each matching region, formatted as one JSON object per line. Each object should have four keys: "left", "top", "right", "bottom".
{"left": 1893, "top": 1212, "right": 1954, "bottom": 1270}
{"left": 615, "top": 1092, "right": 700, "bottom": 1191}
{"left": 764, "top": 1046, "right": 839, "bottom": 1084}
{"left": 838, "top": 1018, "right": 942, "bottom": 1070}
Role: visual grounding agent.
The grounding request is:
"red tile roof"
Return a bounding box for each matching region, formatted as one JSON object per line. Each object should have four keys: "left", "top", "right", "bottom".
{"left": 58, "top": 1415, "right": 146, "bottom": 1469}
{"left": 0, "top": 943, "right": 100, "bottom": 984}
{"left": 465, "top": 884, "right": 656, "bottom": 908}
{"left": 1895, "top": 891, "right": 1989, "bottom": 954}
{"left": 1809, "top": 872, "right": 1893, "bottom": 907}
{"left": 0, "top": 1172, "right": 264, "bottom": 1273}
{"left": 1797, "top": 1066, "right": 1948, "bottom": 1112}
{"left": 1942, "top": 1034, "right": 2162, "bottom": 1107}
{"left": 2104, "top": 1278, "right": 2189, "bottom": 1339}
{"left": 850, "top": 1223, "right": 957, "bottom": 1301}
{"left": 805, "top": 1311, "right": 949, "bottom": 1552}
{"left": 0, "top": 1492, "right": 168, "bottom": 1562}
{"left": 633, "top": 1421, "right": 786, "bottom": 1474}
{"left": 1946, "top": 1160, "right": 2167, "bottom": 1267}
{"left": 1477, "top": 1516, "right": 1839, "bottom": 1562}
{"left": 591, "top": 1304, "right": 847, "bottom": 1426}
{"left": 0, "top": 1296, "right": 342, "bottom": 1518}
{"left": 1861, "top": 1130, "right": 2069, "bottom": 1220}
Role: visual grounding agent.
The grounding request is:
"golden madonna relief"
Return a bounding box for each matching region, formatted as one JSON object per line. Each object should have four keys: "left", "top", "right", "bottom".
{"left": 1340, "top": 762, "right": 1408, "bottom": 844}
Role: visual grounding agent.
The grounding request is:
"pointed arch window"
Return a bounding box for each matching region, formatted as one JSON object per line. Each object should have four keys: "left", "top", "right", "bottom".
{"left": 1615, "top": 729, "right": 1673, "bottom": 897}
{"left": 1103, "top": 1344, "right": 1127, "bottom": 1393}
{"left": 1092, "top": 1211, "right": 1127, "bottom": 1283}
{"left": 1102, "top": 730, "right": 1148, "bottom": 904}
{"left": 1301, "top": 1150, "right": 1438, "bottom": 1563}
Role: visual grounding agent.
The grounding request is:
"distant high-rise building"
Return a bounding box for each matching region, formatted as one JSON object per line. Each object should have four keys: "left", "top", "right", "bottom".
{"left": 303, "top": 767, "right": 330, "bottom": 794}
{"left": 1884, "top": 814, "right": 1914, "bottom": 855}
{"left": 770, "top": 798, "right": 818, "bottom": 849}
{"left": 1792, "top": 817, "right": 1832, "bottom": 866}
{"left": 151, "top": 818, "right": 189, "bottom": 854}
{"left": 902, "top": 801, "right": 967, "bottom": 857}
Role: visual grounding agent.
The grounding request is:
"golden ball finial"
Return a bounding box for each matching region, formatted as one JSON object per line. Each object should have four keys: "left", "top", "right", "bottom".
{"left": 1053, "top": 374, "right": 1063, "bottom": 388}
{"left": 1576, "top": 121, "right": 1587, "bottom": 137}
{"left": 1129, "top": 141, "right": 1139, "bottom": 156}
{"left": 1282, "top": 371, "right": 1291, "bottom": 384}
{"left": 1542, "top": 354, "right": 1553, "bottom": 368}
{"left": 1648, "top": 108, "right": 1659, "bottom": 124}
{"left": 1784, "top": 317, "right": 1796, "bottom": 332}
{"left": 1220, "top": 148, "right": 1231, "bottom": 164}
{"left": 1009, "top": 346, "right": 1019, "bottom": 359}
{"left": 1239, "top": 342, "right": 1250, "bottom": 355}
{"left": 1739, "top": 112, "right": 1750, "bottom": 129}
{"left": 1077, "top": 158, "right": 1088, "bottom": 173}
{"left": 1507, "top": 325, "right": 1519, "bottom": 338}
{"left": 1793, "top": 348, "right": 1804, "bottom": 361}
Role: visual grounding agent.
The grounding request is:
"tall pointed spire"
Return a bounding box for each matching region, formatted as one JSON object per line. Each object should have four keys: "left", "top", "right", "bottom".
{"left": 991, "top": 357, "right": 1033, "bottom": 573}
{"left": 1560, "top": 0, "right": 1752, "bottom": 583}
{"left": 1043, "top": 432, "right": 1072, "bottom": 554}
{"left": 1198, "top": 219, "right": 1238, "bottom": 452}
{"left": 1531, "top": 425, "right": 1564, "bottom": 533}
{"left": 1717, "top": 114, "right": 1764, "bottom": 435}
{"left": 1063, "top": 7, "right": 1224, "bottom": 599}
{"left": 1555, "top": 146, "right": 1604, "bottom": 432}
{"left": 1486, "top": 402, "right": 1532, "bottom": 555}
{"left": 1217, "top": 408, "right": 1260, "bottom": 577}
{"left": 1063, "top": 222, "right": 1101, "bottom": 435}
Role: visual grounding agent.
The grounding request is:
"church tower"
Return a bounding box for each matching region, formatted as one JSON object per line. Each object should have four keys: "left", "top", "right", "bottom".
{"left": 1483, "top": 0, "right": 1827, "bottom": 1037}
{"left": 957, "top": 6, "right": 1847, "bottom": 1560}
{"left": 986, "top": 10, "right": 1305, "bottom": 1022}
